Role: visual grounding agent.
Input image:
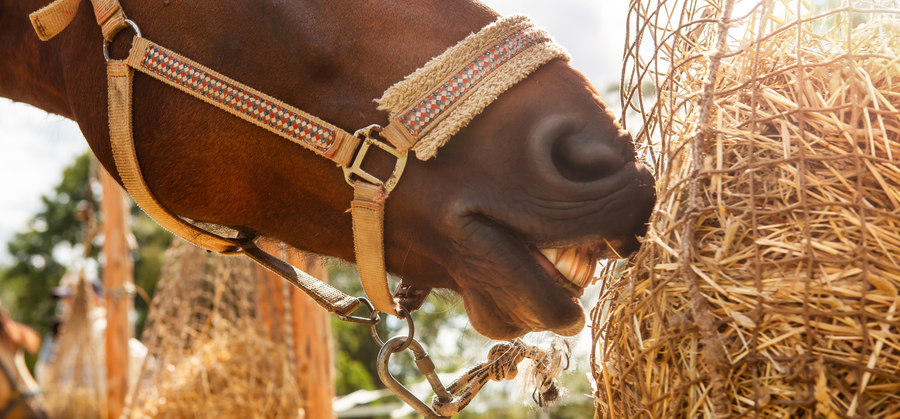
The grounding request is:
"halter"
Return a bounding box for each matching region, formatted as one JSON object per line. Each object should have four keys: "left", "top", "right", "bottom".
{"left": 29, "top": 1, "right": 570, "bottom": 416}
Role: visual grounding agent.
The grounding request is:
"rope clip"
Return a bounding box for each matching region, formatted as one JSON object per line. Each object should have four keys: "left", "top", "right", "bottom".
{"left": 334, "top": 297, "right": 381, "bottom": 326}
{"left": 377, "top": 336, "right": 453, "bottom": 419}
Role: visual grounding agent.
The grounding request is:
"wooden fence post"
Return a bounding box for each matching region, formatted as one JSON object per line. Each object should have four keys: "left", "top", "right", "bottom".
{"left": 100, "top": 168, "right": 133, "bottom": 419}
{"left": 255, "top": 244, "right": 336, "bottom": 418}
{"left": 287, "top": 253, "right": 336, "bottom": 419}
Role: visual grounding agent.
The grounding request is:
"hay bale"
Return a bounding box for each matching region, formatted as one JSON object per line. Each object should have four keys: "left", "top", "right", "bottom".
{"left": 592, "top": 1, "right": 900, "bottom": 417}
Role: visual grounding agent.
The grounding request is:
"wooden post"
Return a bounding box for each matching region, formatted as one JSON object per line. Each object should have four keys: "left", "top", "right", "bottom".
{"left": 255, "top": 244, "right": 288, "bottom": 345}
{"left": 287, "top": 252, "right": 336, "bottom": 419}
{"left": 100, "top": 168, "right": 133, "bottom": 419}
{"left": 256, "top": 245, "right": 336, "bottom": 418}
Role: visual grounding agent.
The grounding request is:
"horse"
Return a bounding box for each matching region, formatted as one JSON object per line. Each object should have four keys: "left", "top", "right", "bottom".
{"left": 0, "top": 306, "right": 47, "bottom": 419}
{"left": 0, "top": 0, "right": 655, "bottom": 340}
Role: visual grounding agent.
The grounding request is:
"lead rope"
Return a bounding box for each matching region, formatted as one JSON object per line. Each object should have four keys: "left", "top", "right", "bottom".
{"left": 30, "top": 0, "right": 572, "bottom": 416}
{"left": 375, "top": 334, "right": 571, "bottom": 418}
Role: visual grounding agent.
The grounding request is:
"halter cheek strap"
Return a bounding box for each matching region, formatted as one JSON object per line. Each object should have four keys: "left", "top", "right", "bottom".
{"left": 29, "top": 0, "right": 569, "bottom": 318}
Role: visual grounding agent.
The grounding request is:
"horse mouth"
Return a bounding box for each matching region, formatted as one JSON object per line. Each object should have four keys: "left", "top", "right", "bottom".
{"left": 530, "top": 245, "right": 604, "bottom": 298}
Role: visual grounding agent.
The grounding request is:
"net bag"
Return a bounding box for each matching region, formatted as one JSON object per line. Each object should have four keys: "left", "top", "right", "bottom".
{"left": 127, "top": 239, "right": 303, "bottom": 419}
{"left": 591, "top": 1, "right": 900, "bottom": 417}
{"left": 41, "top": 273, "right": 107, "bottom": 418}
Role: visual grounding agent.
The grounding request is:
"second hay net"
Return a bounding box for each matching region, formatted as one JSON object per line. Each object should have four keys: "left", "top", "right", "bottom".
{"left": 592, "top": 0, "right": 900, "bottom": 418}
{"left": 127, "top": 239, "right": 303, "bottom": 419}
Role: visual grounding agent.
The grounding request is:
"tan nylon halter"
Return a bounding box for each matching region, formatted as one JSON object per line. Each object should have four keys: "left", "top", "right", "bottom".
{"left": 30, "top": 0, "right": 569, "bottom": 318}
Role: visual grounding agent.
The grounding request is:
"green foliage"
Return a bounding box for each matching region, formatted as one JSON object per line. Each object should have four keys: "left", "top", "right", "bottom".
{"left": 130, "top": 207, "right": 173, "bottom": 337}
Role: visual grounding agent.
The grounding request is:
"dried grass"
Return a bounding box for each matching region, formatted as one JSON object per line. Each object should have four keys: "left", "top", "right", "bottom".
{"left": 131, "top": 322, "right": 302, "bottom": 419}
{"left": 127, "top": 240, "right": 303, "bottom": 419}
{"left": 591, "top": 1, "right": 900, "bottom": 418}
{"left": 42, "top": 274, "right": 106, "bottom": 419}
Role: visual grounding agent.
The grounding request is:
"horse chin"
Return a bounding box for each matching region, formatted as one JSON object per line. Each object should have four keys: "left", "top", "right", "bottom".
{"left": 441, "top": 215, "right": 590, "bottom": 340}
{"left": 460, "top": 283, "right": 586, "bottom": 340}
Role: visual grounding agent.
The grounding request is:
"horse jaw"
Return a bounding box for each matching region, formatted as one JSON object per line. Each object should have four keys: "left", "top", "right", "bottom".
{"left": 381, "top": 59, "right": 655, "bottom": 339}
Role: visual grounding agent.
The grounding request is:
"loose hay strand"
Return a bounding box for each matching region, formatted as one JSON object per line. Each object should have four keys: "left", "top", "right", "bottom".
{"left": 593, "top": 1, "right": 900, "bottom": 418}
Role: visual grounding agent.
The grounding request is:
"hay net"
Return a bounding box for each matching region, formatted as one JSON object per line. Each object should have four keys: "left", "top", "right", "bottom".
{"left": 39, "top": 272, "right": 107, "bottom": 418}
{"left": 591, "top": 0, "right": 900, "bottom": 418}
{"left": 126, "top": 239, "right": 303, "bottom": 419}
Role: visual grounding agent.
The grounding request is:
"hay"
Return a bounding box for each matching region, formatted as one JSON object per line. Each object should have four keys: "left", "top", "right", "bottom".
{"left": 41, "top": 273, "right": 106, "bottom": 419}
{"left": 591, "top": 1, "right": 900, "bottom": 418}
{"left": 127, "top": 240, "right": 304, "bottom": 419}
{"left": 133, "top": 322, "right": 302, "bottom": 419}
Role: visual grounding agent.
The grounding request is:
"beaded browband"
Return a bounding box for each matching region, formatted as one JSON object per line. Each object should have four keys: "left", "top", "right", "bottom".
{"left": 29, "top": 0, "right": 570, "bottom": 318}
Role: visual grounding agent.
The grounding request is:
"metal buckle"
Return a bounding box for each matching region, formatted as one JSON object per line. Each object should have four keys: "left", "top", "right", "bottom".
{"left": 343, "top": 125, "right": 408, "bottom": 194}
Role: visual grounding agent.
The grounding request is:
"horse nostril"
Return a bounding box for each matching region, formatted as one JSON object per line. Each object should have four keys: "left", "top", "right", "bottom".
{"left": 551, "top": 128, "right": 633, "bottom": 183}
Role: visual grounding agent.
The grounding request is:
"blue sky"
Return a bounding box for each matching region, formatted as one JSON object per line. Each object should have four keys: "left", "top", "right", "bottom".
{"left": 0, "top": 0, "right": 629, "bottom": 262}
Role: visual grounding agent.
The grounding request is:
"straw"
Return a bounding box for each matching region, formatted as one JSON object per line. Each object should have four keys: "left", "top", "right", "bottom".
{"left": 591, "top": 1, "right": 900, "bottom": 417}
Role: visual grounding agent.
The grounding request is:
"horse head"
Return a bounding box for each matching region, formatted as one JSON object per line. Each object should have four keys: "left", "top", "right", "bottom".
{"left": 0, "top": 0, "right": 655, "bottom": 340}
{"left": 0, "top": 309, "right": 47, "bottom": 419}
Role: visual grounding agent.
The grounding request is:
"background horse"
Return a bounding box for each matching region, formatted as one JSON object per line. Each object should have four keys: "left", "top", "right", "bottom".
{"left": 0, "top": 307, "right": 47, "bottom": 419}
{"left": 0, "top": 0, "right": 655, "bottom": 339}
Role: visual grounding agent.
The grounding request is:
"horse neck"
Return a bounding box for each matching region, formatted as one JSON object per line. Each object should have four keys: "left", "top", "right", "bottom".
{"left": 0, "top": 0, "right": 72, "bottom": 117}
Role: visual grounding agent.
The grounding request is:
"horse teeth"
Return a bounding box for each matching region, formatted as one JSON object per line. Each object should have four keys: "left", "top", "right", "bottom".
{"left": 539, "top": 247, "right": 597, "bottom": 288}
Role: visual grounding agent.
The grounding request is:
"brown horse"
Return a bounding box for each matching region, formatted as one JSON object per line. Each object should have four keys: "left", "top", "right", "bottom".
{"left": 0, "top": 307, "right": 47, "bottom": 419}
{"left": 0, "top": 0, "right": 655, "bottom": 340}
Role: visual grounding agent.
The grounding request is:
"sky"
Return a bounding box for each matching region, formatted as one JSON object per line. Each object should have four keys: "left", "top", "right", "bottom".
{"left": 0, "top": 0, "right": 630, "bottom": 263}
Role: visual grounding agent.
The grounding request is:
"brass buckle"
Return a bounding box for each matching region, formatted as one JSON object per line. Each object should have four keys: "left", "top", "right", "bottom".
{"left": 343, "top": 125, "right": 408, "bottom": 195}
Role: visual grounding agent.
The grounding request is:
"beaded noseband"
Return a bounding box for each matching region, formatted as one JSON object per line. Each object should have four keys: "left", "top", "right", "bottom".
{"left": 29, "top": 1, "right": 570, "bottom": 416}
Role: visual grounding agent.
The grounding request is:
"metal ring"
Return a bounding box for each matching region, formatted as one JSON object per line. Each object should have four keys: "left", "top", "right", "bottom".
{"left": 370, "top": 307, "right": 415, "bottom": 351}
{"left": 103, "top": 19, "right": 142, "bottom": 62}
